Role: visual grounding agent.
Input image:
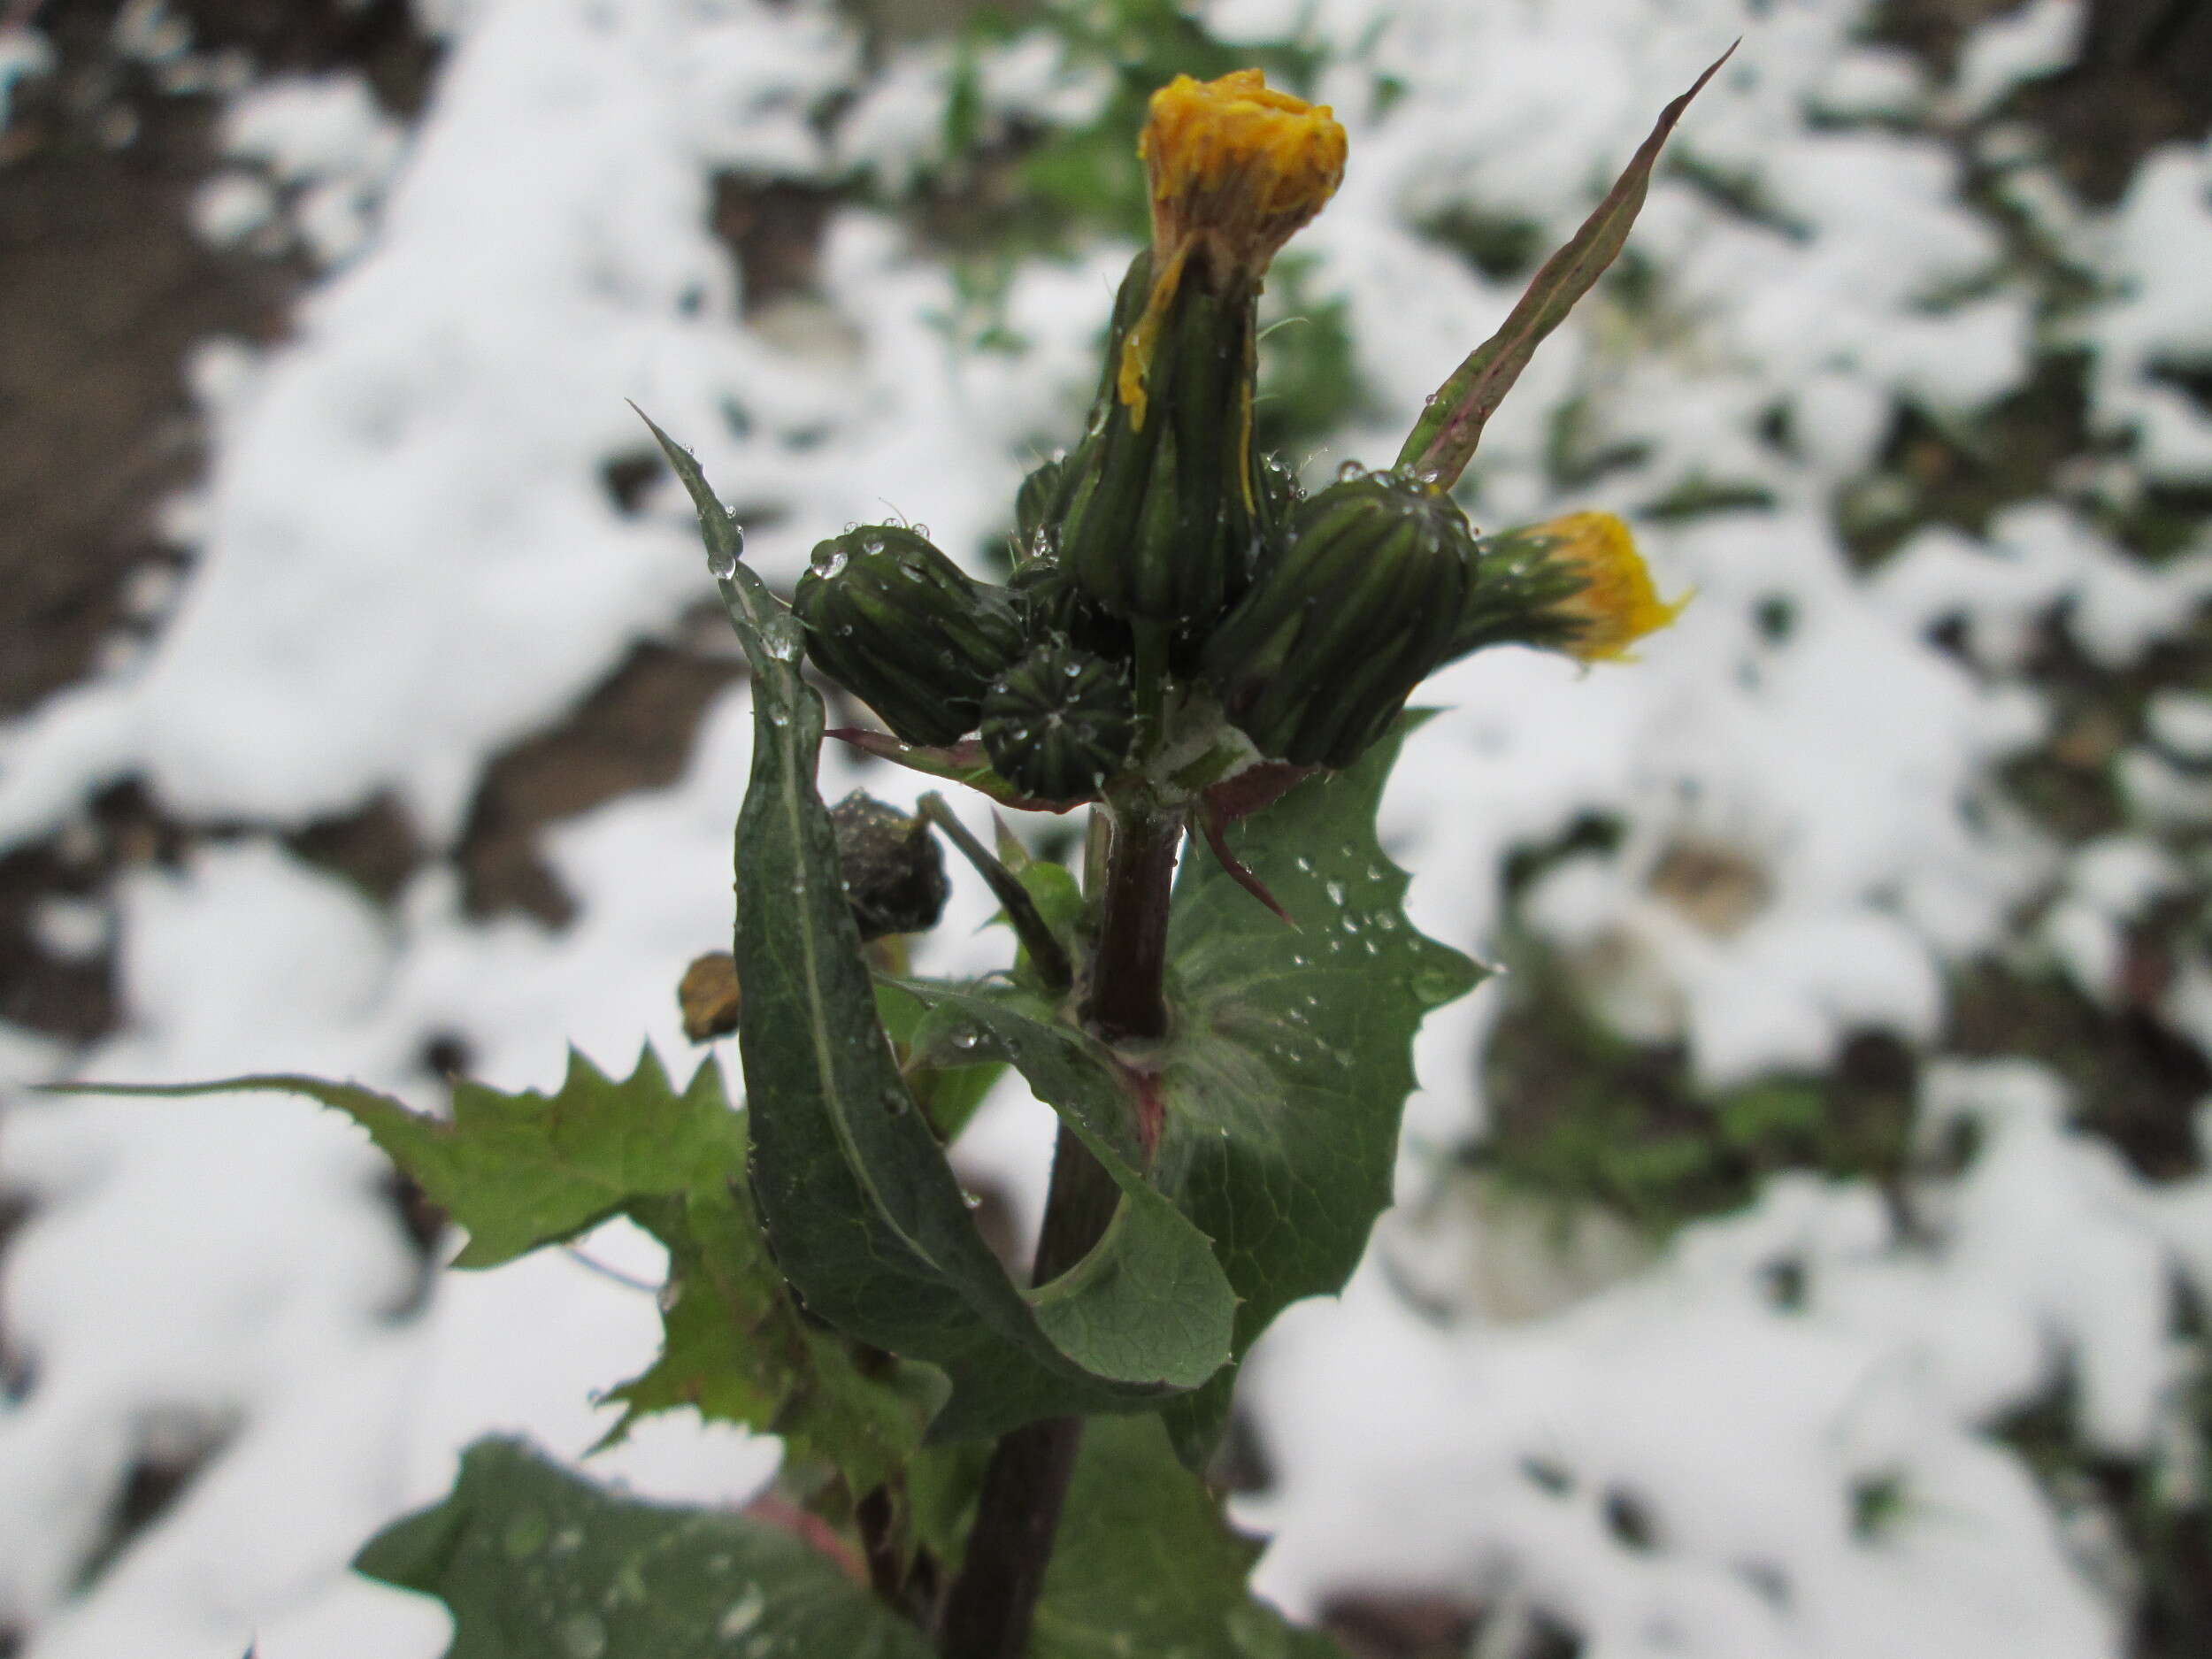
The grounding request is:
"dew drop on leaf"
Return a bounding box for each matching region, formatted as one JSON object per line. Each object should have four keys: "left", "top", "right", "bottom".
{"left": 707, "top": 526, "right": 746, "bottom": 580}
{"left": 502, "top": 1509, "right": 549, "bottom": 1560}
{"left": 558, "top": 1611, "right": 608, "bottom": 1659}
{"left": 760, "top": 613, "right": 804, "bottom": 662}
{"left": 718, "top": 1584, "right": 766, "bottom": 1639}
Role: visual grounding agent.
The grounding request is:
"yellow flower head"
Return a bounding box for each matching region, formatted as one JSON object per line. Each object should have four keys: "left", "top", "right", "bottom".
{"left": 1540, "top": 511, "right": 1690, "bottom": 661}
{"left": 1118, "top": 69, "right": 1347, "bottom": 426}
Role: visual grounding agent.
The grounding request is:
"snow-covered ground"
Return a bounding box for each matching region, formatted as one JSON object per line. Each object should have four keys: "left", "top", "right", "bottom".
{"left": 4, "top": 0, "right": 2212, "bottom": 1655}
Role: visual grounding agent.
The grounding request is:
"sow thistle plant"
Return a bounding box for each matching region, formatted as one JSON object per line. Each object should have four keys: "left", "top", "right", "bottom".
{"left": 79, "top": 53, "right": 1726, "bottom": 1659}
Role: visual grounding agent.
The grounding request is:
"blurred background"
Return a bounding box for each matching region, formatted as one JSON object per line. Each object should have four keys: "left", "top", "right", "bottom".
{"left": 4, "top": 1, "right": 2212, "bottom": 1655}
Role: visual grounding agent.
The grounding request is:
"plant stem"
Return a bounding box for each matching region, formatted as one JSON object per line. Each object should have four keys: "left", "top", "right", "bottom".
{"left": 1083, "top": 799, "right": 1184, "bottom": 1043}
{"left": 934, "top": 802, "right": 1179, "bottom": 1655}
{"left": 933, "top": 1128, "right": 1118, "bottom": 1657}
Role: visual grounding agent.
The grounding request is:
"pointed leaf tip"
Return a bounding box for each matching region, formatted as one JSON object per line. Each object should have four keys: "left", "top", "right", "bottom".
{"left": 1394, "top": 42, "right": 1738, "bottom": 488}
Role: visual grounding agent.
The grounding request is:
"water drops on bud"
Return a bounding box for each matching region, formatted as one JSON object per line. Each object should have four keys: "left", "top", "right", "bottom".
{"left": 980, "top": 636, "right": 1136, "bottom": 803}
{"left": 792, "top": 525, "right": 1025, "bottom": 746}
{"left": 1203, "top": 466, "right": 1477, "bottom": 768}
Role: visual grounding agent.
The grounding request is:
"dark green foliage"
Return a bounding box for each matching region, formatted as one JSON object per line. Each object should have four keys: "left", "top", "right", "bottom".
{"left": 649, "top": 417, "right": 1238, "bottom": 1443}
{"left": 1205, "top": 471, "right": 1476, "bottom": 767}
{"left": 795, "top": 525, "right": 1025, "bottom": 746}
{"left": 1032, "top": 1415, "right": 1345, "bottom": 1658}
{"left": 356, "top": 1440, "right": 935, "bottom": 1659}
{"left": 896, "top": 718, "right": 1481, "bottom": 1463}
{"left": 979, "top": 636, "right": 1136, "bottom": 803}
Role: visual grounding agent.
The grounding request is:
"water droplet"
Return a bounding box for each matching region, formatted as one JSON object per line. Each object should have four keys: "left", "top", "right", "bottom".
{"left": 948, "top": 1025, "right": 981, "bottom": 1051}
{"left": 810, "top": 543, "right": 849, "bottom": 580}
{"left": 718, "top": 1585, "right": 766, "bottom": 1638}
{"left": 707, "top": 528, "right": 746, "bottom": 580}
{"left": 558, "top": 1612, "right": 608, "bottom": 1659}
{"left": 657, "top": 1279, "right": 682, "bottom": 1313}
{"left": 760, "top": 614, "right": 804, "bottom": 662}
{"left": 1325, "top": 880, "right": 1346, "bottom": 905}
{"left": 767, "top": 707, "right": 791, "bottom": 726}
{"left": 1335, "top": 461, "right": 1367, "bottom": 483}
{"left": 503, "top": 1509, "right": 549, "bottom": 1559}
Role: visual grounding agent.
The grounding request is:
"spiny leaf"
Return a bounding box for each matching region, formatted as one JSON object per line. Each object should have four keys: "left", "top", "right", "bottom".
{"left": 1157, "top": 715, "right": 1482, "bottom": 1459}
{"left": 1394, "top": 43, "right": 1736, "bottom": 487}
{"left": 641, "top": 415, "right": 1236, "bottom": 1438}
{"left": 54, "top": 1048, "right": 732, "bottom": 1269}
{"left": 891, "top": 720, "right": 1481, "bottom": 1465}
{"left": 1033, "top": 1415, "right": 1344, "bottom": 1659}
{"left": 66, "top": 1053, "right": 931, "bottom": 1498}
{"left": 356, "top": 1438, "right": 933, "bottom": 1659}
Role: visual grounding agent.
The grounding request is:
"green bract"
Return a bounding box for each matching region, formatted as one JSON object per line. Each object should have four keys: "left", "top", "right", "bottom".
{"left": 794, "top": 525, "right": 1025, "bottom": 746}
{"left": 980, "top": 636, "right": 1138, "bottom": 805}
{"left": 1203, "top": 467, "right": 1476, "bottom": 768}
{"left": 1048, "top": 250, "right": 1264, "bottom": 630}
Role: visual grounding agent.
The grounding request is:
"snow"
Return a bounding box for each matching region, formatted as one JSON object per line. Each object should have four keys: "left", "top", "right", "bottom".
{"left": 6, "top": 0, "right": 2212, "bottom": 1653}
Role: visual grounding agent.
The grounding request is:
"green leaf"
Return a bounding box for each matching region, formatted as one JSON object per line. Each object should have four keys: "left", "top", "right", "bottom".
{"left": 641, "top": 413, "right": 1236, "bottom": 1439}
{"left": 1158, "top": 716, "right": 1482, "bottom": 1458}
{"left": 66, "top": 1051, "right": 932, "bottom": 1500}
{"left": 1394, "top": 45, "right": 1735, "bottom": 488}
{"left": 874, "top": 979, "right": 1239, "bottom": 1442}
{"left": 894, "top": 721, "right": 1480, "bottom": 1463}
{"left": 1033, "top": 1415, "right": 1343, "bottom": 1659}
{"left": 59, "top": 1048, "right": 734, "bottom": 1270}
{"left": 356, "top": 1438, "right": 933, "bottom": 1659}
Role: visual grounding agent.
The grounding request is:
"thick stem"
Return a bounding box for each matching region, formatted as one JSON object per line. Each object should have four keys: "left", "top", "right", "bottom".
{"left": 936, "top": 801, "right": 1179, "bottom": 1655}
{"left": 1082, "top": 802, "right": 1184, "bottom": 1042}
{"left": 933, "top": 1131, "right": 1119, "bottom": 1657}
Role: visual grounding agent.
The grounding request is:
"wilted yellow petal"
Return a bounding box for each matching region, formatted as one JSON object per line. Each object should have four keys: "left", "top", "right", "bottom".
{"left": 1539, "top": 511, "right": 1689, "bottom": 661}
{"left": 1118, "top": 70, "right": 1346, "bottom": 426}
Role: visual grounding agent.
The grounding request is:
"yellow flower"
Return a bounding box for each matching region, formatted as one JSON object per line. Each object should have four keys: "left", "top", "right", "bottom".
{"left": 1539, "top": 511, "right": 1690, "bottom": 661}
{"left": 1118, "top": 69, "right": 1347, "bottom": 426}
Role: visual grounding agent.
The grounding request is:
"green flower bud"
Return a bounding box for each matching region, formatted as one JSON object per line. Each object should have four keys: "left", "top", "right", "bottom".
{"left": 829, "top": 791, "right": 950, "bottom": 941}
{"left": 795, "top": 526, "right": 1026, "bottom": 747}
{"left": 1202, "top": 468, "right": 1475, "bottom": 769}
{"left": 1050, "top": 250, "right": 1264, "bottom": 630}
{"left": 979, "top": 637, "right": 1137, "bottom": 804}
{"left": 1013, "top": 453, "right": 1067, "bottom": 559}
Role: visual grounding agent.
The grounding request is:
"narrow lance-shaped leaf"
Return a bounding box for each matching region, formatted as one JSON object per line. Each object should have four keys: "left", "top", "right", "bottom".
{"left": 638, "top": 412, "right": 1235, "bottom": 1439}
{"left": 1394, "top": 42, "right": 1737, "bottom": 488}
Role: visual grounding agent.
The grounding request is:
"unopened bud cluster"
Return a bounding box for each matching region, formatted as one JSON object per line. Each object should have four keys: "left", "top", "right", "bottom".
{"left": 789, "top": 71, "right": 1685, "bottom": 803}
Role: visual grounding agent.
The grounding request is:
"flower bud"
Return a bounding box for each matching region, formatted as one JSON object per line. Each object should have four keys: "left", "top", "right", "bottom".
{"left": 1052, "top": 72, "right": 1346, "bottom": 629}
{"left": 794, "top": 526, "right": 1026, "bottom": 747}
{"left": 1203, "top": 469, "right": 1475, "bottom": 769}
{"left": 979, "top": 637, "right": 1137, "bottom": 804}
{"left": 1013, "top": 453, "right": 1067, "bottom": 559}
{"left": 1452, "top": 511, "right": 1687, "bottom": 662}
